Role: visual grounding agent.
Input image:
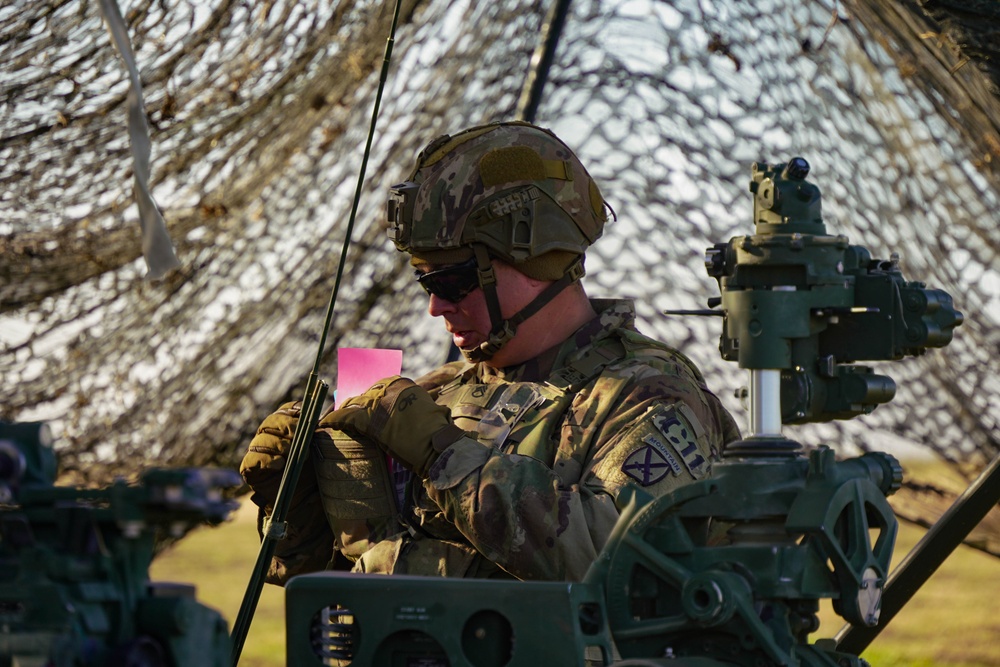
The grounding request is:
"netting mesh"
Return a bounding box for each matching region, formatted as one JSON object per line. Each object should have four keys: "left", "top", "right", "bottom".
{"left": 2, "top": 0, "right": 998, "bottom": 547}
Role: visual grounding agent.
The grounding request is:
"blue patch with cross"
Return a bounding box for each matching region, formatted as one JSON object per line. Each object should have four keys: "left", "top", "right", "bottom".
{"left": 621, "top": 439, "right": 680, "bottom": 486}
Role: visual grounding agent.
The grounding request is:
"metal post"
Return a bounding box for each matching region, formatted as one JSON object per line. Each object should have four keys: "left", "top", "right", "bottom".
{"left": 748, "top": 369, "right": 782, "bottom": 437}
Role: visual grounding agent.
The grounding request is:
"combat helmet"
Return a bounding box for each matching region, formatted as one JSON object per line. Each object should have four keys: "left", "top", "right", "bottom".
{"left": 387, "top": 121, "right": 609, "bottom": 362}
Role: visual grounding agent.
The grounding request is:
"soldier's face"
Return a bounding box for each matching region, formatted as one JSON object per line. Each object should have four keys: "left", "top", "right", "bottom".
{"left": 416, "top": 259, "right": 550, "bottom": 367}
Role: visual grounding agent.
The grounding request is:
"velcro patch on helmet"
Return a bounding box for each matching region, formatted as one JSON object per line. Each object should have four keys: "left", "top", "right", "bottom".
{"left": 480, "top": 146, "right": 547, "bottom": 187}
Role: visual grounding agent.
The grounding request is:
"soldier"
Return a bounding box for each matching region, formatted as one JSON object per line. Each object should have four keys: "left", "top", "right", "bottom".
{"left": 241, "top": 121, "right": 740, "bottom": 584}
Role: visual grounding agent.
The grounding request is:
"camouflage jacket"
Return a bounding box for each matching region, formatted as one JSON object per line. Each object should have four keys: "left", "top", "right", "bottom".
{"left": 349, "top": 298, "right": 740, "bottom": 581}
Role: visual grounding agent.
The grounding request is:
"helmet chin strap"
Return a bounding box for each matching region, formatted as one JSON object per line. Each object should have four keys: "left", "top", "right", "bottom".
{"left": 466, "top": 244, "right": 585, "bottom": 364}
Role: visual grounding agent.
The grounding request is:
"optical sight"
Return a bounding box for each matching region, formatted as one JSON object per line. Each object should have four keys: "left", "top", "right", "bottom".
{"left": 705, "top": 158, "right": 963, "bottom": 423}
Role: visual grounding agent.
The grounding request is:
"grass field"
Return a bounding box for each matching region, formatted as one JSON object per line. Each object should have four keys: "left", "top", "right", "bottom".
{"left": 151, "top": 493, "right": 1000, "bottom": 666}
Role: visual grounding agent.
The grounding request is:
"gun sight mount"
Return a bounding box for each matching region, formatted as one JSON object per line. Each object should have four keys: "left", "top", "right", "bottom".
{"left": 705, "top": 158, "right": 962, "bottom": 425}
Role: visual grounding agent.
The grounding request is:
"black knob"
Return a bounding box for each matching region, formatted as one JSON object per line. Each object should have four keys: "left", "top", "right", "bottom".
{"left": 785, "top": 157, "right": 810, "bottom": 180}
{"left": 704, "top": 244, "right": 729, "bottom": 277}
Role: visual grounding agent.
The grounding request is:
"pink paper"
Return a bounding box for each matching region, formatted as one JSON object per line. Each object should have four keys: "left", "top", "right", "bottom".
{"left": 336, "top": 348, "right": 403, "bottom": 408}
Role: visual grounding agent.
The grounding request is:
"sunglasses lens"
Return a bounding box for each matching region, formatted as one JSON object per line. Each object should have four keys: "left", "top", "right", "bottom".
{"left": 416, "top": 260, "right": 479, "bottom": 303}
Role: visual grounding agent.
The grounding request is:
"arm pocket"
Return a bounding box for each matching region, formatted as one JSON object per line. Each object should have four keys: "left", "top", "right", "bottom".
{"left": 312, "top": 430, "right": 402, "bottom": 561}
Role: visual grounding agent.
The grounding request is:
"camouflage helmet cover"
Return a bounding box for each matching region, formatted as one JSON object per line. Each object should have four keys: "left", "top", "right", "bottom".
{"left": 388, "top": 121, "right": 607, "bottom": 268}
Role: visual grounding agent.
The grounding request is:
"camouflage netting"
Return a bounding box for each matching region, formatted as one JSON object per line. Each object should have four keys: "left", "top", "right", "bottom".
{"left": 2, "top": 0, "right": 998, "bottom": 550}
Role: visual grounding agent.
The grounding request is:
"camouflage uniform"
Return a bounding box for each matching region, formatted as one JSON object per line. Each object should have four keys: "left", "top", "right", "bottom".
{"left": 242, "top": 122, "right": 740, "bottom": 583}
{"left": 347, "top": 298, "right": 739, "bottom": 581}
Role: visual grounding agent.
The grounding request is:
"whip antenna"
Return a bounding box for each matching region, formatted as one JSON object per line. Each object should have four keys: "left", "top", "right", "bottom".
{"left": 230, "top": 0, "right": 404, "bottom": 662}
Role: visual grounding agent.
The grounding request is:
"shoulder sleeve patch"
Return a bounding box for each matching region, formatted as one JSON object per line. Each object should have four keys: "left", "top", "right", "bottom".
{"left": 651, "top": 404, "right": 709, "bottom": 479}
{"left": 621, "top": 435, "right": 683, "bottom": 485}
{"left": 590, "top": 402, "right": 713, "bottom": 496}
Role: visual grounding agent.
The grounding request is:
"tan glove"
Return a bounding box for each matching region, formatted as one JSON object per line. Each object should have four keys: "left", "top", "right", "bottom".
{"left": 311, "top": 409, "right": 401, "bottom": 562}
{"left": 240, "top": 402, "right": 334, "bottom": 584}
{"left": 325, "top": 376, "right": 468, "bottom": 478}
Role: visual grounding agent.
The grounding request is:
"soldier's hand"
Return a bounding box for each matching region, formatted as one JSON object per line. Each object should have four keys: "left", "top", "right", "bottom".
{"left": 239, "top": 402, "right": 336, "bottom": 584}
{"left": 240, "top": 401, "right": 302, "bottom": 501}
{"left": 324, "top": 376, "right": 467, "bottom": 477}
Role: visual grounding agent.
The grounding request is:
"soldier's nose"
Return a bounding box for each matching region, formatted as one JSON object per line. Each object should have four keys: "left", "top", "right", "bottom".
{"left": 427, "top": 293, "right": 456, "bottom": 317}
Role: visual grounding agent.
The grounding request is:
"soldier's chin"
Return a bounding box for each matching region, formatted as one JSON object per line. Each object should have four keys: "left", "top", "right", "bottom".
{"left": 452, "top": 331, "right": 480, "bottom": 349}
{"left": 457, "top": 343, "right": 484, "bottom": 362}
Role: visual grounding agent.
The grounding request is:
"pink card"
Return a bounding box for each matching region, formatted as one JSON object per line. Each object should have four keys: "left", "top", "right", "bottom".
{"left": 335, "top": 348, "right": 403, "bottom": 408}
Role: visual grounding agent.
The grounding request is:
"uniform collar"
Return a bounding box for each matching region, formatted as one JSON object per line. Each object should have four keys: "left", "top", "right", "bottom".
{"left": 476, "top": 298, "right": 636, "bottom": 383}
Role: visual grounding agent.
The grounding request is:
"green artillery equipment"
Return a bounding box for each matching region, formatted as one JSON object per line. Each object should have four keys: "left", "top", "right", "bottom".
{"left": 0, "top": 421, "right": 240, "bottom": 667}
{"left": 2, "top": 159, "right": 976, "bottom": 667}
{"left": 283, "top": 158, "right": 963, "bottom": 666}
{"left": 706, "top": 157, "right": 960, "bottom": 424}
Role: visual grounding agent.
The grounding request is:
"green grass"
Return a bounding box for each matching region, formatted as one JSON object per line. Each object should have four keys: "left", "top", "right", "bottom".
{"left": 813, "top": 521, "right": 1000, "bottom": 667}
{"left": 151, "top": 500, "right": 285, "bottom": 667}
{"left": 152, "top": 493, "right": 1000, "bottom": 666}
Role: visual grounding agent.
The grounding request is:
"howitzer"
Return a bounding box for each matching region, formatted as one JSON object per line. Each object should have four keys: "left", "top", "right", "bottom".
{"left": 281, "top": 158, "right": 966, "bottom": 666}
{"left": 4, "top": 159, "right": 979, "bottom": 667}
{"left": 0, "top": 421, "right": 240, "bottom": 667}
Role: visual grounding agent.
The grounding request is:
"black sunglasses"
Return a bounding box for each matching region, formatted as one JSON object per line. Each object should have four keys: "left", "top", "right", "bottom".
{"left": 415, "top": 258, "right": 480, "bottom": 303}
